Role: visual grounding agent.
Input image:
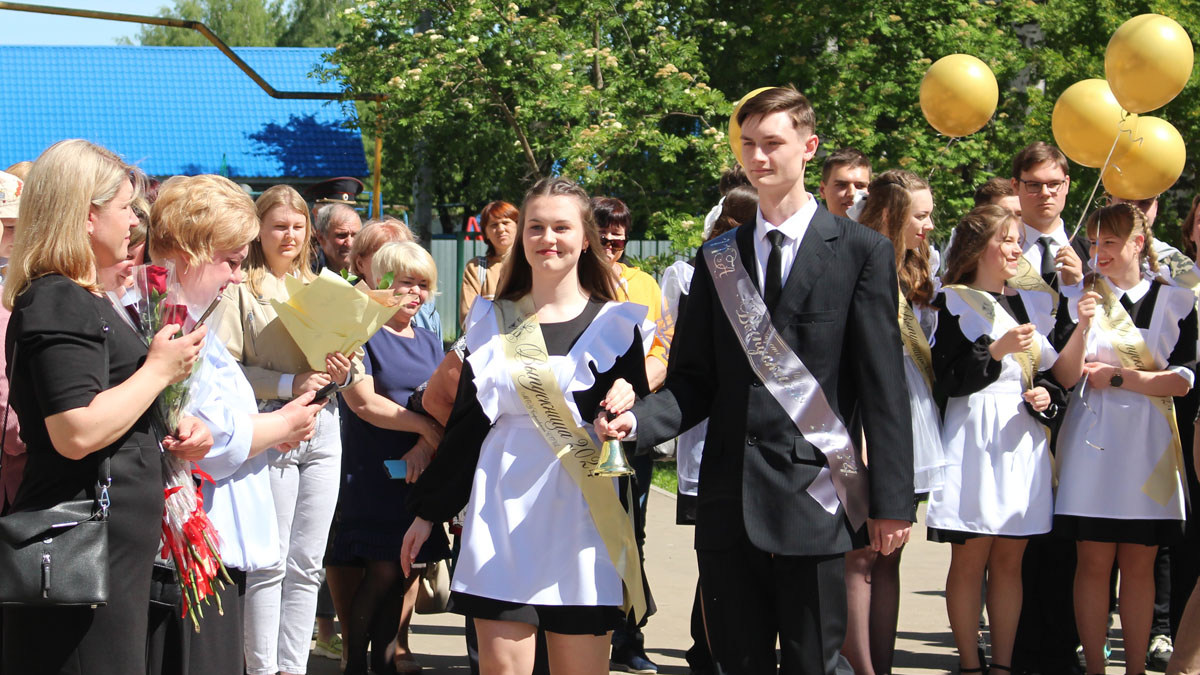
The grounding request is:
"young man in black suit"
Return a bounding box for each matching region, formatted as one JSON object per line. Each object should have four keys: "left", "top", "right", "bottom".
{"left": 598, "top": 86, "right": 915, "bottom": 674}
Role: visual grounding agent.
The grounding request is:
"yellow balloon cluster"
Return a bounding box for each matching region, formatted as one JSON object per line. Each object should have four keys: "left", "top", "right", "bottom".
{"left": 1049, "top": 13, "right": 1192, "bottom": 197}
{"left": 919, "top": 54, "right": 998, "bottom": 137}
{"left": 727, "top": 87, "right": 775, "bottom": 167}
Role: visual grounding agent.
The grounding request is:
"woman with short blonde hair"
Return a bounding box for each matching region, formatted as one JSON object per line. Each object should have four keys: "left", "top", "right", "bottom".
{"left": 149, "top": 174, "right": 323, "bottom": 675}
{"left": 2, "top": 139, "right": 207, "bottom": 674}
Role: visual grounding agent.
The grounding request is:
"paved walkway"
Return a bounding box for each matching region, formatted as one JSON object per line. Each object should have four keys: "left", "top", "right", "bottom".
{"left": 308, "top": 489, "right": 965, "bottom": 674}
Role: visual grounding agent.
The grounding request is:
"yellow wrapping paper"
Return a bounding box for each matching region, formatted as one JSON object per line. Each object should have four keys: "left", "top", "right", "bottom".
{"left": 270, "top": 269, "right": 401, "bottom": 370}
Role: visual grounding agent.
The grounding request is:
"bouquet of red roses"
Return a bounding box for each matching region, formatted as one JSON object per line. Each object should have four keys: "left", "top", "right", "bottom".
{"left": 125, "top": 262, "right": 232, "bottom": 630}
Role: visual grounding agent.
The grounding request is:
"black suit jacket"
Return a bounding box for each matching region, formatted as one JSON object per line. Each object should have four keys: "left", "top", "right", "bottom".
{"left": 633, "top": 206, "right": 915, "bottom": 556}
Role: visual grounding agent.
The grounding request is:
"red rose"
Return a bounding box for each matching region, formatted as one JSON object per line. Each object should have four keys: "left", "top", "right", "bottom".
{"left": 145, "top": 265, "right": 169, "bottom": 295}
{"left": 161, "top": 304, "right": 189, "bottom": 328}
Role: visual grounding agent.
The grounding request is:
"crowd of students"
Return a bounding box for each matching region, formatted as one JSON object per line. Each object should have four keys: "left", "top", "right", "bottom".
{"left": 1, "top": 83, "right": 1200, "bottom": 675}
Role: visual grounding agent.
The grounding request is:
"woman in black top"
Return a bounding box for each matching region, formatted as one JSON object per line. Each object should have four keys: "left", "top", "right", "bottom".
{"left": 1, "top": 140, "right": 207, "bottom": 675}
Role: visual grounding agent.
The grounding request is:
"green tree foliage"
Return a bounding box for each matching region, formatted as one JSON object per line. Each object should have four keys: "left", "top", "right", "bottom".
{"left": 323, "top": 0, "right": 731, "bottom": 242}
{"left": 126, "top": 0, "right": 351, "bottom": 48}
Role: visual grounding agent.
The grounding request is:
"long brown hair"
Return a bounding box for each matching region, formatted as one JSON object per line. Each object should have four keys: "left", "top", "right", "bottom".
{"left": 494, "top": 178, "right": 618, "bottom": 302}
{"left": 943, "top": 204, "right": 1019, "bottom": 287}
{"left": 858, "top": 170, "right": 935, "bottom": 305}
{"left": 1085, "top": 203, "right": 1158, "bottom": 275}
{"left": 245, "top": 184, "right": 316, "bottom": 296}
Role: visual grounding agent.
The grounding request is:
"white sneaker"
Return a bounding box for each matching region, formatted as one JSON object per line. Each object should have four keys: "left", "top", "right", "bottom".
{"left": 1147, "top": 634, "right": 1173, "bottom": 672}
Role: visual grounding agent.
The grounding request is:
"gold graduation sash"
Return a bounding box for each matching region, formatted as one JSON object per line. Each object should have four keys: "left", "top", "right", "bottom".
{"left": 898, "top": 290, "right": 934, "bottom": 390}
{"left": 944, "top": 284, "right": 1041, "bottom": 390}
{"left": 1090, "top": 277, "right": 1183, "bottom": 507}
{"left": 493, "top": 297, "right": 646, "bottom": 620}
{"left": 1008, "top": 255, "right": 1060, "bottom": 316}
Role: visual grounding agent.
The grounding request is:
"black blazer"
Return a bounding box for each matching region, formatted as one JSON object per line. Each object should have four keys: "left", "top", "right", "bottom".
{"left": 632, "top": 206, "right": 915, "bottom": 556}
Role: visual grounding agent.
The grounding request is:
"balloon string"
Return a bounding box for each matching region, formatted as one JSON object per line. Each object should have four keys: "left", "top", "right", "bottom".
{"left": 926, "top": 136, "right": 960, "bottom": 182}
{"left": 1070, "top": 113, "right": 1133, "bottom": 240}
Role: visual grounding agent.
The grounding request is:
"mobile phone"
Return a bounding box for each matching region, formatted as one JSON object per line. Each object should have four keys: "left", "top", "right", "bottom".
{"left": 383, "top": 459, "right": 408, "bottom": 480}
{"left": 312, "top": 381, "right": 338, "bottom": 405}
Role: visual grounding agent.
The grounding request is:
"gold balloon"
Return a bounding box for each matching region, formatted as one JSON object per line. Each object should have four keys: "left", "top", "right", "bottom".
{"left": 728, "top": 86, "right": 776, "bottom": 166}
{"left": 1052, "top": 79, "right": 1136, "bottom": 168}
{"left": 1101, "top": 116, "right": 1186, "bottom": 200}
{"left": 1105, "top": 14, "right": 1194, "bottom": 114}
{"left": 919, "top": 54, "right": 999, "bottom": 137}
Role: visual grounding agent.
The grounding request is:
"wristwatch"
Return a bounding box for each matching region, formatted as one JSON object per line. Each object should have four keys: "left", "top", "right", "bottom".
{"left": 1110, "top": 369, "right": 1124, "bottom": 388}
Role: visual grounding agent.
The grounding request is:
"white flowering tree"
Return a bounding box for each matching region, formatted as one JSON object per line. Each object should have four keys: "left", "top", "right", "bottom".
{"left": 322, "top": 0, "right": 733, "bottom": 249}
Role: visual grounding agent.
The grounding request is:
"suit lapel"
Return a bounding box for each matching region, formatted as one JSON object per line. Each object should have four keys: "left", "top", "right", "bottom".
{"left": 777, "top": 207, "right": 838, "bottom": 314}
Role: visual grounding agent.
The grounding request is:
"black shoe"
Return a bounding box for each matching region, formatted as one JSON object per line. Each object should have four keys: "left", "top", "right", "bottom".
{"left": 611, "top": 650, "right": 658, "bottom": 674}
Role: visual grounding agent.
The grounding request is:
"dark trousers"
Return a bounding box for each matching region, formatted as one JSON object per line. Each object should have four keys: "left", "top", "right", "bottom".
{"left": 1154, "top": 547, "right": 1173, "bottom": 637}
{"left": 697, "top": 536, "right": 846, "bottom": 675}
{"left": 686, "top": 581, "right": 714, "bottom": 673}
{"left": 1012, "top": 535, "right": 1080, "bottom": 674}
{"left": 613, "top": 451, "right": 655, "bottom": 657}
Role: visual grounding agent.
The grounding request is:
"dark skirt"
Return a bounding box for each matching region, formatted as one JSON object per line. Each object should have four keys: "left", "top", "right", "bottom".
{"left": 3, "top": 433, "right": 163, "bottom": 675}
{"left": 448, "top": 592, "right": 625, "bottom": 636}
{"left": 927, "top": 526, "right": 1035, "bottom": 544}
{"left": 1054, "top": 514, "right": 1182, "bottom": 547}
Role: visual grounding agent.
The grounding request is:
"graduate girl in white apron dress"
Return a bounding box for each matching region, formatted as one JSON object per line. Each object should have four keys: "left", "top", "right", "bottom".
{"left": 1052, "top": 203, "right": 1196, "bottom": 675}
{"left": 401, "top": 178, "right": 652, "bottom": 675}
{"left": 926, "top": 205, "right": 1093, "bottom": 675}
{"left": 846, "top": 169, "right": 946, "bottom": 675}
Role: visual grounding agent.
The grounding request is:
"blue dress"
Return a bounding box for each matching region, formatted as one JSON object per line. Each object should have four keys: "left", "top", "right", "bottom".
{"left": 330, "top": 324, "right": 451, "bottom": 562}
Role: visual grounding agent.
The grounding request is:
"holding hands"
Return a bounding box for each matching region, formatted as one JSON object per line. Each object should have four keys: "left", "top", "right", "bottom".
{"left": 146, "top": 323, "right": 206, "bottom": 386}
{"left": 163, "top": 415, "right": 214, "bottom": 461}
{"left": 1076, "top": 291, "right": 1100, "bottom": 330}
{"left": 593, "top": 378, "right": 636, "bottom": 441}
{"left": 293, "top": 369, "right": 333, "bottom": 397}
{"left": 1022, "top": 386, "right": 1052, "bottom": 412}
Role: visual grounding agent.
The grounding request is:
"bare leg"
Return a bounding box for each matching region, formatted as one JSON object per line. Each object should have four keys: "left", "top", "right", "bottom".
{"left": 545, "top": 631, "right": 613, "bottom": 675}
{"left": 1117, "top": 543, "right": 1160, "bottom": 675}
{"left": 1167, "top": 578, "right": 1200, "bottom": 675}
{"left": 947, "top": 538, "right": 994, "bottom": 670}
{"left": 476, "top": 618, "right": 537, "bottom": 675}
{"left": 1078, "top": 541, "right": 1119, "bottom": 674}
{"left": 842, "top": 547, "right": 879, "bottom": 675}
{"left": 985, "top": 538, "right": 1029, "bottom": 669}
{"left": 869, "top": 545, "right": 905, "bottom": 674}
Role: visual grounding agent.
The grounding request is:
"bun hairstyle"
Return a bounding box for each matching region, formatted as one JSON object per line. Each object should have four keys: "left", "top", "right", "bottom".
{"left": 858, "top": 169, "right": 934, "bottom": 305}
{"left": 943, "top": 204, "right": 1019, "bottom": 287}
{"left": 1085, "top": 203, "right": 1158, "bottom": 275}
{"left": 494, "top": 177, "right": 618, "bottom": 303}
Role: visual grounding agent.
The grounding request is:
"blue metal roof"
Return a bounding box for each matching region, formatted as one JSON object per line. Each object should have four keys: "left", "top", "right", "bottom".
{"left": 0, "top": 46, "right": 368, "bottom": 180}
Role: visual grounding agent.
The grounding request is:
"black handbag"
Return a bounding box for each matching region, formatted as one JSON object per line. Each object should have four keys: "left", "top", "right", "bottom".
{"left": 0, "top": 325, "right": 112, "bottom": 607}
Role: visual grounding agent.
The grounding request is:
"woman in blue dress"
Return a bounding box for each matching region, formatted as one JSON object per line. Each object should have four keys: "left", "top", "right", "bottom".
{"left": 325, "top": 240, "right": 449, "bottom": 675}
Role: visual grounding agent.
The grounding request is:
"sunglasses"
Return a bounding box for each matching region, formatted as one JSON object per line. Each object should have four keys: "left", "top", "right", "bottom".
{"left": 600, "top": 237, "right": 627, "bottom": 250}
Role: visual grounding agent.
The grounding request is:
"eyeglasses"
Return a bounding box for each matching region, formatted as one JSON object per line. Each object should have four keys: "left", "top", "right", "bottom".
{"left": 600, "top": 237, "right": 627, "bottom": 250}
{"left": 1018, "top": 179, "right": 1067, "bottom": 195}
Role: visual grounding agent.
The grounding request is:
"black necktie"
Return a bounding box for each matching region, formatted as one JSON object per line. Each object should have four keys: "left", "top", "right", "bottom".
{"left": 1038, "top": 236, "right": 1057, "bottom": 280}
{"left": 1119, "top": 293, "right": 1135, "bottom": 316}
{"left": 765, "top": 229, "right": 784, "bottom": 312}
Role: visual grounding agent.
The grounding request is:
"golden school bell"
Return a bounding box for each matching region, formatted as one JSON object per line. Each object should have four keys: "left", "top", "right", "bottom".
{"left": 592, "top": 437, "right": 635, "bottom": 477}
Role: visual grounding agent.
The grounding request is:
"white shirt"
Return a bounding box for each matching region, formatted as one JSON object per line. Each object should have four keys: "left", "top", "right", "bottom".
{"left": 754, "top": 196, "right": 818, "bottom": 291}
{"left": 1021, "top": 220, "right": 1070, "bottom": 272}
{"left": 189, "top": 338, "right": 281, "bottom": 573}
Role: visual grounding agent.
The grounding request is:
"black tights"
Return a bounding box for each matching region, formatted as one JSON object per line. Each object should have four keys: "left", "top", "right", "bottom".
{"left": 344, "top": 559, "right": 416, "bottom": 675}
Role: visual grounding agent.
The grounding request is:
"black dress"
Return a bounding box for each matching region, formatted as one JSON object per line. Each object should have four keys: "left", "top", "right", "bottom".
{"left": 2, "top": 275, "right": 164, "bottom": 675}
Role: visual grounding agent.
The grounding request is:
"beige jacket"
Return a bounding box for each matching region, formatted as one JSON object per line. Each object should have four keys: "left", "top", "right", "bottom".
{"left": 216, "top": 273, "right": 362, "bottom": 401}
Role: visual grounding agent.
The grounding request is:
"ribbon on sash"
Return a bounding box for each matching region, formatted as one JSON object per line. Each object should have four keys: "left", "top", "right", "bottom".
{"left": 898, "top": 290, "right": 934, "bottom": 391}
{"left": 1090, "top": 276, "right": 1184, "bottom": 507}
{"left": 701, "top": 231, "right": 869, "bottom": 529}
{"left": 493, "top": 297, "right": 647, "bottom": 620}
{"left": 1008, "top": 255, "right": 1060, "bottom": 316}
{"left": 943, "top": 284, "right": 1042, "bottom": 390}
{"left": 1159, "top": 248, "right": 1200, "bottom": 297}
